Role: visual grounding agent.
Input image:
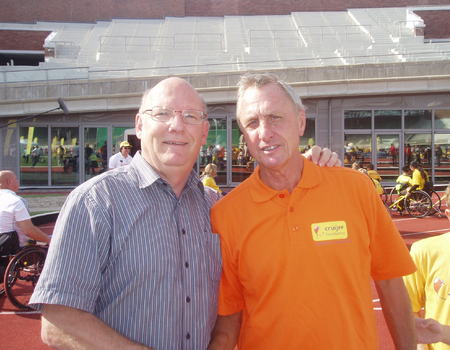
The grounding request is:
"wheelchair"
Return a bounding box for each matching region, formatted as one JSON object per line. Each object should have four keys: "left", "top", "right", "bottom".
{"left": 389, "top": 189, "right": 433, "bottom": 218}
{"left": 0, "top": 245, "right": 47, "bottom": 310}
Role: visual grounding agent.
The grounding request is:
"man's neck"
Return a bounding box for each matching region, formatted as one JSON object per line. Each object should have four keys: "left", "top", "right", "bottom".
{"left": 259, "top": 154, "right": 304, "bottom": 194}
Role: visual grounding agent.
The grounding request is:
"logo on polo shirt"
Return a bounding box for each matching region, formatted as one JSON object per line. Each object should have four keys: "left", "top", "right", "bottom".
{"left": 311, "top": 221, "right": 348, "bottom": 241}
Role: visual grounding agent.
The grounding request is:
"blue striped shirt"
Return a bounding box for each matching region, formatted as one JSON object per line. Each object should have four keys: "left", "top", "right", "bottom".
{"left": 30, "top": 152, "right": 223, "bottom": 350}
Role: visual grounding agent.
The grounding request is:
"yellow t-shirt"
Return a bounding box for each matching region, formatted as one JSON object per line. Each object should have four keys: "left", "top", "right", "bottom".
{"left": 403, "top": 233, "right": 450, "bottom": 350}
{"left": 202, "top": 176, "right": 222, "bottom": 193}
{"left": 410, "top": 169, "right": 427, "bottom": 190}
{"left": 367, "top": 170, "right": 381, "bottom": 181}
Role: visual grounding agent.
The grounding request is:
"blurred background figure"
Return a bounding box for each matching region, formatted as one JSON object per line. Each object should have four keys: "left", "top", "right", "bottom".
{"left": 200, "top": 163, "right": 222, "bottom": 194}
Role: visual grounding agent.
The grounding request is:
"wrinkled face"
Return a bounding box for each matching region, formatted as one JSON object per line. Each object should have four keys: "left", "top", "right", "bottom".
{"left": 237, "top": 84, "right": 305, "bottom": 173}
{"left": 135, "top": 78, "right": 209, "bottom": 177}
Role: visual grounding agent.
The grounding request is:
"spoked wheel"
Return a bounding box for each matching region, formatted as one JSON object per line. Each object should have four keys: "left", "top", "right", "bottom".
{"left": 381, "top": 187, "right": 388, "bottom": 204}
{"left": 389, "top": 187, "right": 399, "bottom": 206}
{"left": 405, "top": 190, "right": 433, "bottom": 218}
{"left": 428, "top": 190, "right": 442, "bottom": 216}
{"left": 4, "top": 247, "right": 47, "bottom": 310}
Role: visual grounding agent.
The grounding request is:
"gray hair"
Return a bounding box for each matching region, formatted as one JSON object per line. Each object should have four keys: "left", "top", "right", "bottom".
{"left": 236, "top": 73, "right": 305, "bottom": 119}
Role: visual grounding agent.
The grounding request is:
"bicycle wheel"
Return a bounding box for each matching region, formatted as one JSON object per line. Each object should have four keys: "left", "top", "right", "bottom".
{"left": 428, "top": 190, "right": 442, "bottom": 216}
{"left": 4, "top": 247, "right": 47, "bottom": 310}
{"left": 405, "top": 190, "right": 433, "bottom": 218}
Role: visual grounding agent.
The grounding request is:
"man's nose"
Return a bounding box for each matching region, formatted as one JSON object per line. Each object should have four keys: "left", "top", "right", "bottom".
{"left": 168, "top": 111, "right": 186, "bottom": 132}
{"left": 258, "top": 120, "right": 275, "bottom": 141}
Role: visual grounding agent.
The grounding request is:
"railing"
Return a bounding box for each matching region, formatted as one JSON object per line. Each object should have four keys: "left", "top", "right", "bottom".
{"left": 98, "top": 33, "right": 224, "bottom": 53}
{"left": 1, "top": 50, "right": 449, "bottom": 88}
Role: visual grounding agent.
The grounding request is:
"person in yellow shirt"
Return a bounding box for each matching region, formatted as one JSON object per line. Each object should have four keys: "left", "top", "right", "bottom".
{"left": 404, "top": 183, "right": 450, "bottom": 350}
{"left": 367, "top": 163, "right": 382, "bottom": 182}
{"left": 200, "top": 163, "right": 222, "bottom": 194}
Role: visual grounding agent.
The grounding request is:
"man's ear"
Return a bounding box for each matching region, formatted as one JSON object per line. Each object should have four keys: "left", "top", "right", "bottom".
{"left": 298, "top": 109, "right": 306, "bottom": 137}
{"left": 135, "top": 113, "right": 143, "bottom": 140}
{"left": 202, "top": 121, "right": 210, "bottom": 146}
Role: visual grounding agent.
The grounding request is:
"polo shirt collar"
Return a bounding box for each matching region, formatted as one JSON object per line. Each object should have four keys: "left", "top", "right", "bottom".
{"left": 249, "top": 159, "right": 321, "bottom": 202}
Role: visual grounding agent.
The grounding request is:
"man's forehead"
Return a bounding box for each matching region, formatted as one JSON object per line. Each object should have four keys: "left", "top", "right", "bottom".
{"left": 145, "top": 79, "right": 204, "bottom": 110}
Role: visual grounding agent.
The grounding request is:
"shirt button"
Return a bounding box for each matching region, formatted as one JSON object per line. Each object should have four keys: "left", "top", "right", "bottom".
{"left": 293, "top": 226, "right": 299, "bottom": 231}
{"left": 186, "top": 333, "right": 191, "bottom": 340}
{"left": 182, "top": 229, "right": 186, "bottom": 235}
{"left": 185, "top": 262, "right": 189, "bottom": 268}
{"left": 186, "top": 296, "right": 191, "bottom": 303}
{"left": 289, "top": 207, "right": 294, "bottom": 213}
{"left": 279, "top": 194, "right": 284, "bottom": 198}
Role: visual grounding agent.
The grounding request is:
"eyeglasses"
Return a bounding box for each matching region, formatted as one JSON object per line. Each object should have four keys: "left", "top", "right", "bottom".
{"left": 142, "top": 106, "right": 207, "bottom": 125}
{"left": 123, "top": 147, "right": 131, "bottom": 149}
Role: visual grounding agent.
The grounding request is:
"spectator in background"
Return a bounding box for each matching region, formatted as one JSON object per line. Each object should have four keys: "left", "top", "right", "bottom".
{"left": 404, "top": 182, "right": 450, "bottom": 350}
{"left": 390, "top": 143, "right": 397, "bottom": 166}
{"left": 0, "top": 170, "right": 51, "bottom": 280}
{"left": 200, "top": 163, "right": 222, "bottom": 194}
{"left": 108, "top": 141, "right": 133, "bottom": 169}
{"left": 367, "top": 163, "right": 381, "bottom": 182}
{"left": 436, "top": 144, "right": 443, "bottom": 167}
{"left": 84, "top": 143, "right": 95, "bottom": 175}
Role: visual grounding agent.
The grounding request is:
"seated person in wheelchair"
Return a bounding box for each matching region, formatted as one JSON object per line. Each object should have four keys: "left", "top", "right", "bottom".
{"left": 395, "top": 165, "right": 412, "bottom": 194}
{"left": 0, "top": 170, "right": 51, "bottom": 281}
{"left": 407, "top": 161, "right": 429, "bottom": 198}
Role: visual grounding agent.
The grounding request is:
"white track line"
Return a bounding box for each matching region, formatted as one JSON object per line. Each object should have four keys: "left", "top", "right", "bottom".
{"left": 0, "top": 310, "right": 41, "bottom": 315}
{"left": 401, "top": 228, "right": 449, "bottom": 237}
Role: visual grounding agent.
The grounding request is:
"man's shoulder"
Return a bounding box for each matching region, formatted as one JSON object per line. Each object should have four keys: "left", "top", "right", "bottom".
{"left": 412, "top": 232, "right": 450, "bottom": 252}
{"left": 212, "top": 178, "right": 251, "bottom": 211}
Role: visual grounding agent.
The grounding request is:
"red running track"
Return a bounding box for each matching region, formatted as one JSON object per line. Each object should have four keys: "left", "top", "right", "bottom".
{"left": 1, "top": 211, "right": 449, "bottom": 349}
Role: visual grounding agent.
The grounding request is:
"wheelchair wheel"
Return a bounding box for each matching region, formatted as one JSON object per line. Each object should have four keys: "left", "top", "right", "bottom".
{"left": 428, "top": 190, "right": 441, "bottom": 216}
{"left": 4, "top": 247, "right": 47, "bottom": 310}
{"left": 405, "top": 190, "right": 433, "bottom": 218}
{"left": 389, "top": 187, "right": 399, "bottom": 205}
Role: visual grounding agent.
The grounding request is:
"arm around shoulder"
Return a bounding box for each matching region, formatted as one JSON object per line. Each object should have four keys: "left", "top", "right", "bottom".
{"left": 41, "top": 304, "right": 152, "bottom": 350}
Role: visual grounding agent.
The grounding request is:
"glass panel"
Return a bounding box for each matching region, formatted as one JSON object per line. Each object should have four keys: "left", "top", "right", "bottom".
{"left": 231, "top": 119, "right": 254, "bottom": 183}
{"left": 435, "top": 110, "right": 450, "bottom": 129}
{"left": 344, "top": 110, "right": 371, "bottom": 130}
{"left": 205, "top": 118, "right": 228, "bottom": 186}
{"left": 343, "top": 134, "right": 372, "bottom": 168}
{"left": 84, "top": 127, "right": 108, "bottom": 181}
{"left": 434, "top": 134, "right": 450, "bottom": 184}
{"left": 299, "top": 118, "right": 315, "bottom": 153}
{"left": 375, "top": 134, "right": 399, "bottom": 181}
{"left": 405, "top": 110, "right": 431, "bottom": 129}
{"left": 374, "top": 110, "right": 401, "bottom": 129}
{"left": 404, "top": 133, "right": 432, "bottom": 174}
{"left": 51, "top": 127, "right": 80, "bottom": 186}
{"left": 19, "top": 127, "right": 49, "bottom": 186}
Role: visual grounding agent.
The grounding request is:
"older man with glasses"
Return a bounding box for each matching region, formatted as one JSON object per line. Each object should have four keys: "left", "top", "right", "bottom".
{"left": 29, "top": 77, "right": 340, "bottom": 350}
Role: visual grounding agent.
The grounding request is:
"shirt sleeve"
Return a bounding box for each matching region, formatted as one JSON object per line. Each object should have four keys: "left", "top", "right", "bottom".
{"left": 109, "top": 154, "right": 118, "bottom": 169}
{"left": 14, "top": 198, "right": 31, "bottom": 222}
{"left": 29, "top": 189, "right": 111, "bottom": 313}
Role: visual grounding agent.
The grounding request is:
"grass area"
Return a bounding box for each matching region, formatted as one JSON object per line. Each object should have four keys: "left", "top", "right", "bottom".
{"left": 21, "top": 194, "right": 67, "bottom": 199}
{"left": 31, "top": 210, "right": 59, "bottom": 216}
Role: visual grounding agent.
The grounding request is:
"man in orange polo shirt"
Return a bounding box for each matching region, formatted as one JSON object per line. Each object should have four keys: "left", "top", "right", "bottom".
{"left": 207, "top": 73, "right": 417, "bottom": 350}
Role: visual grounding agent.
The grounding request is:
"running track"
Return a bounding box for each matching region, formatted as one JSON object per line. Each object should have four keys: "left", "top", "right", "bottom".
{"left": 1, "top": 212, "right": 448, "bottom": 349}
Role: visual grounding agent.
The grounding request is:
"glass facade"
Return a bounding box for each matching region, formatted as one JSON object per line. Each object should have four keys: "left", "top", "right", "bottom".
{"left": 345, "top": 109, "right": 450, "bottom": 184}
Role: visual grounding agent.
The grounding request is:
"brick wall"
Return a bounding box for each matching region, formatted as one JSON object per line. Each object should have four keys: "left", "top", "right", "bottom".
{"left": 0, "top": 30, "right": 50, "bottom": 50}
{"left": 2, "top": 0, "right": 450, "bottom": 23}
{"left": 414, "top": 10, "right": 450, "bottom": 39}
{"left": 0, "top": 0, "right": 186, "bottom": 23}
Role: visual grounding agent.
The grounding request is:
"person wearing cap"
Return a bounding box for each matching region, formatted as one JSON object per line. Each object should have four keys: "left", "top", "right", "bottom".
{"left": 108, "top": 141, "right": 133, "bottom": 169}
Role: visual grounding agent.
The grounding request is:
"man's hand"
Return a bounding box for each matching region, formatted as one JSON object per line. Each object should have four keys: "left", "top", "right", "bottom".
{"left": 416, "top": 317, "right": 445, "bottom": 344}
{"left": 303, "top": 146, "right": 342, "bottom": 167}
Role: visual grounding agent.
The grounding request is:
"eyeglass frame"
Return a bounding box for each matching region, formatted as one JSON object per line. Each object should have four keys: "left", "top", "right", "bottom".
{"left": 141, "top": 106, "right": 208, "bottom": 125}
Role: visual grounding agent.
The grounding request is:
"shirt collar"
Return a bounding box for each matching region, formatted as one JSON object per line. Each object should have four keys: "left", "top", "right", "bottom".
{"left": 249, "top": 159, "right": 321, "bottom": 202}
{"left": 131, "top": 151, "right": 204, "bottom": 195}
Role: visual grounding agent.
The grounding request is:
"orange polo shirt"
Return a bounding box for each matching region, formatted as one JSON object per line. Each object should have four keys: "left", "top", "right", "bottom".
{"left": 211, "top": 160, "right": 416, "bottom": 349}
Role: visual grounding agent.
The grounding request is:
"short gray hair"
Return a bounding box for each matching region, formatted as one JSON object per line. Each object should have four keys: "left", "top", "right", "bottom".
{"left": 236, "top": 73, "right": 305, "bottom": 119}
